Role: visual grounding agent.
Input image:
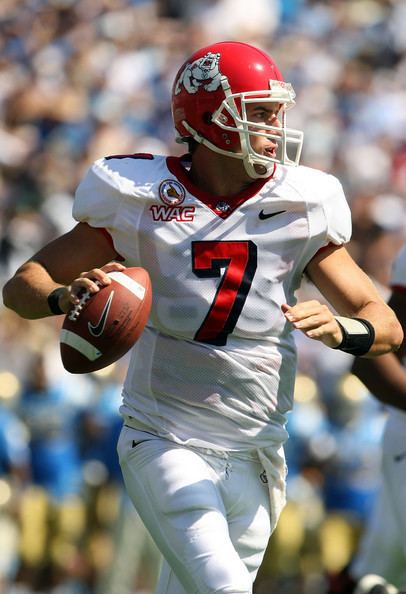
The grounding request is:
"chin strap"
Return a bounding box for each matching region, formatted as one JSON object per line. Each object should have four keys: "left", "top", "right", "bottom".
{"left": 242, "top": 156, "right": 274, "bottom": 179}
{"left": 180, "top": 122, "right": 275, "bottom": 180}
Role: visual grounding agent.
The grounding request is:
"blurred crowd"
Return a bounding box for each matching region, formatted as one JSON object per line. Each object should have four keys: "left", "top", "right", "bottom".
{"left": 0, "top": 0, "right": 406, "bottom": 593}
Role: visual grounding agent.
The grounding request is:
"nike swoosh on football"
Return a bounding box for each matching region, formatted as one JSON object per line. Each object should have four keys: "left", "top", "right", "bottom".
{"left": 88, "top": 291, "right": 115, "bottom": 337}
{"left": 258, "top": 209, "right": 286, "bottom": 220}
{"left": 394, "top": 450, "right": 406, "bottom": 463}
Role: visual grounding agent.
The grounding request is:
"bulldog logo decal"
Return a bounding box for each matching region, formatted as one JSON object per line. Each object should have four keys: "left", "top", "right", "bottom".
{"left": 174, "top": 52, "right": 222, "bottom": 95}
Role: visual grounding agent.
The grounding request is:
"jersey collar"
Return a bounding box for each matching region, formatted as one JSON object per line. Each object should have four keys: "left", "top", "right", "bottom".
{"left": 166, "top": 155, "right": 275, "bottom": 219}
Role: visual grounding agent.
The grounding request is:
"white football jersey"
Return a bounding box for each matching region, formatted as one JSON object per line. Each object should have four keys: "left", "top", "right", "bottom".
{"left": 73, "top": 154, "right": 351, "bottom": 451}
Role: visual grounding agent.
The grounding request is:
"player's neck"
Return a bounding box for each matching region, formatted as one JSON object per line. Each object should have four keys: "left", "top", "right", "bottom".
{"left": 188, "top": 147, "right": 254, "bottom": 197}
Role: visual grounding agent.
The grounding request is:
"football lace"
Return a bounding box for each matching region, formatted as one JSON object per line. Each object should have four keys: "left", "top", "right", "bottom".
{"left": 68, "top": 289, "right": 92, "bottom": 322}
{"left": 68, "top": 278, "right": 104, "bottom": 322}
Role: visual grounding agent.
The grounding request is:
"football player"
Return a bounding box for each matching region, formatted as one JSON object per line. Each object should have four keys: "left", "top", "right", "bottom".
{"left": 328, "top": 245, "right": 406, "bottom": 594}
{"left": 2, "top": 42, "right": 403, "bottom": 594}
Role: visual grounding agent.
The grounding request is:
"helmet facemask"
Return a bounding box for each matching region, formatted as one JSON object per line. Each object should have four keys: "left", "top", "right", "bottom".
{"left": 181, "top": 77, "right": 304, "bottom": 179}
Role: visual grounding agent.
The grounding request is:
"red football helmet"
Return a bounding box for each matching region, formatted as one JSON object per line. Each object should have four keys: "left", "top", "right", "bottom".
{"left": 172, "top": 41, "right": 304, "bottom": 178}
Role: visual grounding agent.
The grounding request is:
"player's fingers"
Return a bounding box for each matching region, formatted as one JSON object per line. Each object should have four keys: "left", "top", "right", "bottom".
{"left": 78, "top": 268, "right": 113, "bottom": 287}
{"left": 291, "top": 308, "right": 333, "bottom": 330}
{"left": 101, "top": 262, "right": 126, "bottom": 273}
{"left": 281, "top": 300, "right": 319, "bottom": 317}
{"left": 69, "top": 277, "right": 101, "bottom": 303}
{"left": 282, "top": 301, "right": 331, "bottom": 323}
{"left": 291, "top": 300, "right": 329, "bottom": 318}
{"left": 300, "top": 318, "right": 343, "bottom": 348}
{"left": 282, "top": 301, "right": 342, "bottom": 347}
{"left": 68, "top": 265, "right": 126, "bottom": 306}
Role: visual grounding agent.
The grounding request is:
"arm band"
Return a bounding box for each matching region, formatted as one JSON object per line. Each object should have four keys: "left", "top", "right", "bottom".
{"left": 47, "top": 287, "right": 65, "bottom": 315}
{"left": 333, "top": 316, "right": 375, "bottom": 356}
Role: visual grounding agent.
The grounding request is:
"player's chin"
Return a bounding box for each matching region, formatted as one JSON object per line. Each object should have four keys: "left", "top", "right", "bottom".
{"left": 253, "top": 156, "right": 276, "bottom": 176}
{"left": 252, "top": 148, "right": 277, "bottom": 173}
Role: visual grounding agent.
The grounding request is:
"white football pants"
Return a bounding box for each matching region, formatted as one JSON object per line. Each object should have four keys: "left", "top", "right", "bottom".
{"left": 117, "top": 425, "right": 275, "bottom": 594}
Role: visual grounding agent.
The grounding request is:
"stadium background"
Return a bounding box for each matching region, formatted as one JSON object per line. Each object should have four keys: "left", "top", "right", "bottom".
{"left": 0, "top": 1, "right": 405, "bottom": 593}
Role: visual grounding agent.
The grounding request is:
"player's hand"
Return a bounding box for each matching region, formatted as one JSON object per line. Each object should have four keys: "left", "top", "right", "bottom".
{"left": 60, "top": 262, "right": 126, "bottom": 312}
{"left": 281, "top": 300, "right": 343, "bottom": 348}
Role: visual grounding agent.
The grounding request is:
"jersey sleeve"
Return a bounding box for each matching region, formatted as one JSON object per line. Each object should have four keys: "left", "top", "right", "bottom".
{"left": 73, "top": 158, "right": 123, "bottom": 231}
{"left": 295, "top": 171, "right": 352, "bottom": 277}
{"left": 72, "top": 157, "right": 143, "bottom": 262}
{"left": 391, "top": 246, "right": 406, "bottom": 289}
{"left": 321, "top": 174, "right": 352, "bottom": 246}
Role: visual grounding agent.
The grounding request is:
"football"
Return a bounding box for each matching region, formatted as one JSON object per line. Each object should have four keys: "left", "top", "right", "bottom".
{"left": 60, "top": 267, "right": 152, "bottom": 374}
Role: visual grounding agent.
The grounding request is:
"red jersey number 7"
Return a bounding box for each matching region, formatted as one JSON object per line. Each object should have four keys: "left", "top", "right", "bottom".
{"left": 192, "top": 240, "right": 258, "bottom": 346}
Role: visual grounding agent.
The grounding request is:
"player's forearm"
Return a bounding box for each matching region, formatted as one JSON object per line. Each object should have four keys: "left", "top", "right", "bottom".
{"left": 281, "top": 298, "right": 403, "bottom": 357}
{"left": 305, "top": 245, "right": 403, "bottom": 356}
{"left": 351, "top": 301, "right": 403, "bottom": 357}
{"left": 352, "top": 354, "right": 406, "bottom": 411}
{"left": 2, "top": 260, "right": 66, "bottom": 319}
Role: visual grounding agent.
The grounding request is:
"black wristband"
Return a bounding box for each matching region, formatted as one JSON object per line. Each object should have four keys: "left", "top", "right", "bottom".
{"left": 47, "top": 287, "right": 65, "bottom": 315}
{"left": 333, "top": 317, "right": 375, "bottom": 357}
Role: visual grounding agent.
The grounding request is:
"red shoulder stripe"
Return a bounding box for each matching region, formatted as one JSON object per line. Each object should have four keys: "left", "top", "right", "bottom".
{"left": 93, "top": 226, "right": 125, "bottom": 262}
{"left": 391, "top": 284, "right": 406, "bottom": 293}
{"left": 314, "top": 242, "right": 335, "bottom": 257}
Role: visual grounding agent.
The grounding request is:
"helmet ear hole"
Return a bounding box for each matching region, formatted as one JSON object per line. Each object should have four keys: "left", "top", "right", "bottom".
{"left": 203, "top": 112, "right": 213, "bottom": 125}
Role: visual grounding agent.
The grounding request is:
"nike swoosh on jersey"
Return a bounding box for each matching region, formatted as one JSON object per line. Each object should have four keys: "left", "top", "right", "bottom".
{"left": 258, "top": 209, "right": 286, "bottom": 220}
{"left": 393, "top": 450, "right": 406, "bottom": 463}
{"left": 88, "top": 291, "right": 115, "bottom": 337}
